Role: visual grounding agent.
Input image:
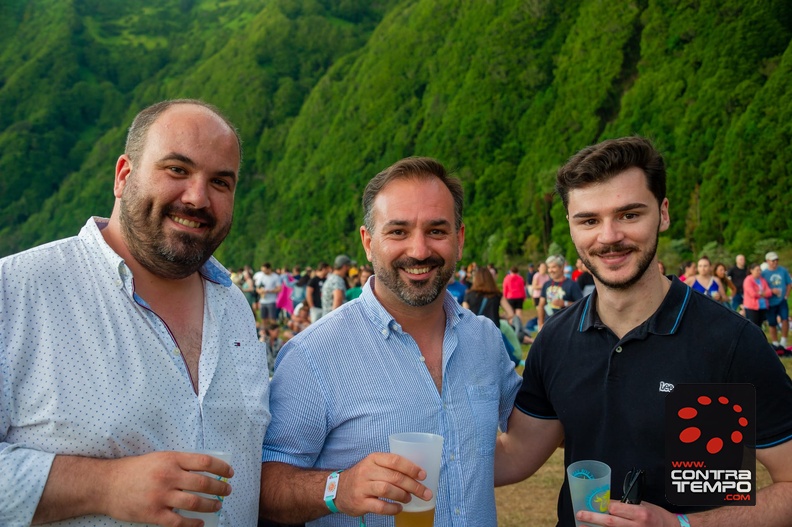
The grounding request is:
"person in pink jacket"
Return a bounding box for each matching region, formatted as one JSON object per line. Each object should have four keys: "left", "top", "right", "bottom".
{"left": 743, "top": 263, "right": 773, "bottom": 328}
{"left": 502, "top": 266, "right": 527, "bottom": 320}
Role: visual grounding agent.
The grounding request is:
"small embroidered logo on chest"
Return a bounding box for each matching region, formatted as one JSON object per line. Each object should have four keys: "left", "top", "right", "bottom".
{"left": 659, "top": 381, "right": 674, "bottom": 393}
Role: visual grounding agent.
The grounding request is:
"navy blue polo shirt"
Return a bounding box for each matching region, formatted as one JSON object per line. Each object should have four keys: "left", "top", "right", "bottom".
{"left": 516, "top": 278, "right": 792, "bottom": 525}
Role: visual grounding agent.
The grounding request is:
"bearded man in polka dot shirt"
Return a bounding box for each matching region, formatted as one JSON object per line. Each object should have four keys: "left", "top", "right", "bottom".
{"left": 0, "top": 100, "right": 269, "bottom": 526}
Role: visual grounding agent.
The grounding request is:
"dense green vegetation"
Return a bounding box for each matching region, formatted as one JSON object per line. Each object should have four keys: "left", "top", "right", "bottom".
{"left": 1, "top": 0, "right": 790, "bottom": 271}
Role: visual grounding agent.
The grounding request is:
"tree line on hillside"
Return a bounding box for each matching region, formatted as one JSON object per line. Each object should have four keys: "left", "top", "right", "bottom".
{"left": 0, "top": 0, "right": 789, "bottom": 271}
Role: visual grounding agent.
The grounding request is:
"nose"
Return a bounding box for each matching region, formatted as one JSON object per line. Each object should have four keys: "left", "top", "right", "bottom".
{"left": 407, "top": 233, "right": 432, "bottom": 261}
{"left": 181, "top": 177, "right": 210, "bottom": 209}
{"left": 597, "top": 219, "right": 624, "bottom": 245}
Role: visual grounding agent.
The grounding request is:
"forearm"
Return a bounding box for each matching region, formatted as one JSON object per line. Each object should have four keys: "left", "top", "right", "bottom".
{"left": 37, "top": 451, "right": 231, "bottom": 526}
{"left": 537, "top": 304, "right": 546, "bottom": 326}
{"left": 691, "top": 482, "right": 792, "bottom": 527}
{"left": 494, "top": 411, "right": 563, "bottom": 487}
{"left": 33, "top": 455, "right": 111, "bottom": 524}
{"left": 495, "top": 435, "right": 531, "bottom": 486}
{"left": 260, "top": 461, "right": 331, "bottom": 524}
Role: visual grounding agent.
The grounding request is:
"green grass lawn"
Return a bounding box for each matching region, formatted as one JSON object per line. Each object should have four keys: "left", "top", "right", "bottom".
{"left": 495, "top": 350, "right": 792, "bottom": 526}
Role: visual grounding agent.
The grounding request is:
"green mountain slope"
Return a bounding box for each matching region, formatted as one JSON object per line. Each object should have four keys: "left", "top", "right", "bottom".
{"left": 1, "top": 0, "right": 790, "bottom": 268}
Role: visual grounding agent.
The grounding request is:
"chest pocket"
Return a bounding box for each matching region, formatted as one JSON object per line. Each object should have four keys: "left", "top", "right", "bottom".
{"left": 466, "top": 384, "right": 499, "bottom": 456}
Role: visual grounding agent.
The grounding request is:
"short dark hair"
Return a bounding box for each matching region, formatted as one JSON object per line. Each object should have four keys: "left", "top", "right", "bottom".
{"left": 125, "top": 99, "right": 242, "bottom": 165}
{"left": 362, "top": 157, "right": 463, "bottom": 232}
{"left": 556, "top": 136, "right": 665, "bottom": 210}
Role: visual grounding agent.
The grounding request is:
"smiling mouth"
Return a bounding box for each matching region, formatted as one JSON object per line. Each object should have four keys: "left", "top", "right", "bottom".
{"left": 599, "top": 251, "right": 629, "bottom": 259}
{"left": 403, "top": 267, "right": 432, "bottom": 275}
{"left": 169, "top": 215, "right": 203, "bottom": 229}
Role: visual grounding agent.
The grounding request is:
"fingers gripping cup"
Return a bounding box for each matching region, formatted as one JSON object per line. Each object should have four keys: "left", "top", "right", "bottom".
{"left": 177, "top": 451, "right": 232, "bottom": 527}
{"left": 566, "top": 460, "right": 611, "bottom": 527}
{"left": 388, "top": 433, "right": 444, "bottom": 527}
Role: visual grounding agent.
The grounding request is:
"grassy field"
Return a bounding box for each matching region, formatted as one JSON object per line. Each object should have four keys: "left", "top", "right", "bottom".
{"left": 494, "top": 345, "right": 792, "bottom": 526}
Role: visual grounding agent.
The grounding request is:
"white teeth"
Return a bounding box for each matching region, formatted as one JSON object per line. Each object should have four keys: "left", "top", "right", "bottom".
{"left": 404, "top": 267, "right": 431, "bottom": 275}
{"left": 171, "top": 216, "right": 201, "bottom": 228}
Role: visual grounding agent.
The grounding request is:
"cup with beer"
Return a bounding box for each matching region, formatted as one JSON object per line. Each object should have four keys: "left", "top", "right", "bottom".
{"left": 388, "top": 432, "right": 444, "bottom": 527}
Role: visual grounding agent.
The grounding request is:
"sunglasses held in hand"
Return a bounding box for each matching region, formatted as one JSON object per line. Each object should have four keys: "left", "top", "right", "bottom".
{"left": 622, "top": 468, "right": 645, "bottom": 504}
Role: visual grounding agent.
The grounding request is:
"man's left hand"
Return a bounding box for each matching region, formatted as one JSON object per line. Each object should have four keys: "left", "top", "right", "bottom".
{"left": 576, "top": 501, "right": 678, "bottom": 527}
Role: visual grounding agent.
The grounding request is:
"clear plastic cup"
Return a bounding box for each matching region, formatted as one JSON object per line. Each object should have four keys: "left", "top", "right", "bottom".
{"left": 567, "top": 459, "right": 611, "bottom": 527}
{"left": 176, "top": 450, "right": 232, "bottom": 527}
{"left": 388, "top": 432, "right": 444, "bottom": 521}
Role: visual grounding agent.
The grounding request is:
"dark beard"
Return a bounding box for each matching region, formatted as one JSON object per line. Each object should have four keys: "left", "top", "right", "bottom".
{"left": 581, "top": 229, "right": 659, "bottom": 290}
{"left": 372, "top": 255, "right": 456, "bottom": 307}
{"left": 119, "top": 177, "right": 231, "bottom": 279}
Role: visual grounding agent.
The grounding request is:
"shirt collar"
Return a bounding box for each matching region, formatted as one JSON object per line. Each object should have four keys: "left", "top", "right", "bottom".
{"left": 578, "top": 277, "right": 692, "bottom": 337}
{"left": 80, "top": 216, "right": 232, "bottom": 288}
{"left": 359, "top": 276, "right": 465, "bottom": 339}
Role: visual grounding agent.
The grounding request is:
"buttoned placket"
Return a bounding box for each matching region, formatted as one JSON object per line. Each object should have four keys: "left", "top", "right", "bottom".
{"left": 439, "top": 312, "right": 467, "bottom": 527}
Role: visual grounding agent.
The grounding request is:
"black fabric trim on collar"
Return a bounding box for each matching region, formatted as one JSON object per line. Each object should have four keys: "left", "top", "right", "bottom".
{"left": 578, "top": 277, "right": 692, "bottom": 336}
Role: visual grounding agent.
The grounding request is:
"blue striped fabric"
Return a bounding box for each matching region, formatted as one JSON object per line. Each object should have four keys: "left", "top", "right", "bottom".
{"left": 263, "top": 278, "right": 521, "bottom": 526}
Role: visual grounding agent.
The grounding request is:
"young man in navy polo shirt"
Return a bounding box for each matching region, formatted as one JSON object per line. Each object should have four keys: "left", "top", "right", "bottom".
{"left": 495, "top": 137, "right": 792, "bottom": 527}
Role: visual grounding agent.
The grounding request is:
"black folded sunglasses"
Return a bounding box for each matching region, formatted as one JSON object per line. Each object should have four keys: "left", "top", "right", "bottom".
{"left": 622, "top": 468, "right": 646, "bottom": 504}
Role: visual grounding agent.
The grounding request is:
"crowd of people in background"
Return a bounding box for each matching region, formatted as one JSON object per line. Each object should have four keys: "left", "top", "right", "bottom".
{"left": 232, "top": 249, "right": 792, "bottom": 376}
{"left": 230, "top": 255, "right": 375, "bottom": 375}
{"left": 670, "top": 251, "right": 792, "bottom": 351}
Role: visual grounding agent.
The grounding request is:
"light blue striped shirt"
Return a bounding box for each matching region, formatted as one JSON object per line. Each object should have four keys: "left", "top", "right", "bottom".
{"left": 262, "top": 278, "right": 521, "bottom": 526}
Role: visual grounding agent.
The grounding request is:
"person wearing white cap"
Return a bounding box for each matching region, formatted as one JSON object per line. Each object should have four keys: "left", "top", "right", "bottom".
{"left": 762, "top": 251, "right": 792, "bottom": 348}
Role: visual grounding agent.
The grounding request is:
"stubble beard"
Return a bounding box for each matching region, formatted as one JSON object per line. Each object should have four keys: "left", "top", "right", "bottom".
{"left": 119, "top": 175, "right": 231, "bottom": 280}
{"left": 372, "top": 254, "right": 456, "bottom": 307}
{"left": 581, "top": 227, "right": 660, "bottom": 291}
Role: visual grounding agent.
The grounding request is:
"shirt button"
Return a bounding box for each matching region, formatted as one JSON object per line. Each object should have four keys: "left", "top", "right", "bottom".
{"left": 115, "top": 280, "right": 122, "bottom": 286}
{"left": 419, "top": 356, "right": 426, "bottom": 362}
{"left": 455, "top": 508, "right": 460, "bottom": 515}
{"left": 450, "top": 453, "right": 455, "bottom": 461}
{"left": 615, "top": 346, "right": 623, "bottom": 353}
{"left": 381, "top": 329, "right": 388, "bottom": 335}
{"left": 173, "top": 348, "right": 181, "bottom": 355}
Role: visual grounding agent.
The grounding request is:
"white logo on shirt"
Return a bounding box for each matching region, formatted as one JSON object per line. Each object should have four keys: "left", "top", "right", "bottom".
{"left": 659, "top": 381, "right": 674, "bottom": 393}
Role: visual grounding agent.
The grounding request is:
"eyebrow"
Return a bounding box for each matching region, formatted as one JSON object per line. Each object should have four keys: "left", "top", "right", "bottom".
{"left": 381, "top": 218, "right": 452, "bottom": 229}
{"left": 157, "top": 152, "right": 238, "bottom": 181}
{"left": 571, "top": 202, "right": 649, "bottom": 219}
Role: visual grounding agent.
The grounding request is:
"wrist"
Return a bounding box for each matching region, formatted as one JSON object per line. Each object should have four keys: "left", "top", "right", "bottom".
{"left": 323, "top": 470, "right": 343, "bottom": 514}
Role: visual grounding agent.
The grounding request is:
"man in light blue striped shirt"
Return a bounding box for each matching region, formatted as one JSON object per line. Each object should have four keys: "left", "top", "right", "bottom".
{"left": 260, "top": 157, "right": 521, "bottom": 526}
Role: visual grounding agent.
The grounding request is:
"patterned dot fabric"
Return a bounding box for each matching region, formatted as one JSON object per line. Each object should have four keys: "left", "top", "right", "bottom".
{"left": 0, "top": 217, "right": 270, "bottom": 526}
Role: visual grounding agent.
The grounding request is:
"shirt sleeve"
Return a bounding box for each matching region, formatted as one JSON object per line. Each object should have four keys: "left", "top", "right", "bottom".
{"left": 513, "top": 332, "right": 558, "bottom": 419}
{"left": 540, "top": 281, "right": 550, "bottom": 300}
{"left": 494, "top": 326, "right": 522, "bottom": 432}
{"left": 0, "top": 373, "right": 56, "bottom": 525}
{"left": 727, "top": 321, "right": 792, "bottom": 448}
{"left": 567, "top": 281, "right": 583, "bottom": 302}
{"left": 262, "top": 340, "right": 329, "bottom": 467}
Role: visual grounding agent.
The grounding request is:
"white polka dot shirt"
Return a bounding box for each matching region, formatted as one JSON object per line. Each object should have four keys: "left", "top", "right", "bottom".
{"left": 0, "top": 217, "right": 270, "bottom": 526}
